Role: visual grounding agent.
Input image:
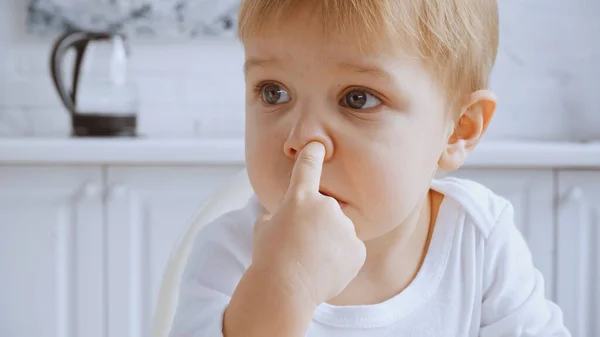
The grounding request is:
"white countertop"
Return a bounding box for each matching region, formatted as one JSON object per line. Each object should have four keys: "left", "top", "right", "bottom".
{"left": 1, "top": 138, "right": 600, "bottom": 168}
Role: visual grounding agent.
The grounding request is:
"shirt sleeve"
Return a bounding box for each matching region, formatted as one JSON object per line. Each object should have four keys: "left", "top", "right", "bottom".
{"left": 168, "top": 213, "right": 252, "bottom": 337}
{"left": 480, "top": 203, "right": 572, "bottom": 337}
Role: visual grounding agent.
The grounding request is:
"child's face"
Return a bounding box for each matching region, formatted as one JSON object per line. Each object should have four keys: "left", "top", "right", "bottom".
{"left": 243, "top": 17, "right": 456, "bottom": 241}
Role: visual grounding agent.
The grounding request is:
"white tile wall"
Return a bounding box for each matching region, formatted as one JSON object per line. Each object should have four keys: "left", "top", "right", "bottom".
{"left": 486, "top": 0, "right": 600, "bottom": 142}
{"left": 1, "top": 0, "right": 599, "bottom": 141}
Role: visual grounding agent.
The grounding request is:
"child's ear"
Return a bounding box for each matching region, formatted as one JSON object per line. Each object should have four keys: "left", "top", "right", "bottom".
{"left": 438, "top": 90, "right": 497, "bottom": 172}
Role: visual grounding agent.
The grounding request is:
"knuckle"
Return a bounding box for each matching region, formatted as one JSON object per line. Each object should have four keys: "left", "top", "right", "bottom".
{"left": 351, "top": 240, "right": 367, "bottom": 263}
{"left": 342, "top": 216, "right": 355, "bottom": 229}
{"left": 357, "top": 241, "right": 367, "bottom": 258}
{"left": 322, "top": 196, "right": 339, "bottom": 208}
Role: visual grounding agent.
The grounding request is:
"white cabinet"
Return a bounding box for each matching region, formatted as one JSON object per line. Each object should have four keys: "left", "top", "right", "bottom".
{"left": 0, "top": 164, "right": 243, "bottom": 337}
{"left": 103, "top": 165, "right": 243, "bottom": 337}
{"left": 0, "top": 167, "right": 104, "bottom": 337}
{"left": 450, "top": 169, "right": 556, "bottom": 299}
{"left": 556, "top": 171, "right": 600, "bottom": 337}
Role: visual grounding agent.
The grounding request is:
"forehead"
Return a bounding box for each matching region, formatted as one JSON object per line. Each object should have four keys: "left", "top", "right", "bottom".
{"left": 240, "top": 2, "right": 419, "bottom": 61}
{"left": 242, "top": 25, "right": 421, "bottom": 84}
{"left": 247, "top": 22, "right": 400, "bottom": 65}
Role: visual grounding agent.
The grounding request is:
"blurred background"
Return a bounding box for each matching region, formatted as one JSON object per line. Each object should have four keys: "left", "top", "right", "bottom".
{"left": 0, "top": 0, "right": 598, "bottom": 337}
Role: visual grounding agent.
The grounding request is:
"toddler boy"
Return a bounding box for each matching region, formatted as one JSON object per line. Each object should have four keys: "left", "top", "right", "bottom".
{"left": 169, "top": 0, "right": 570, "bottom": 336}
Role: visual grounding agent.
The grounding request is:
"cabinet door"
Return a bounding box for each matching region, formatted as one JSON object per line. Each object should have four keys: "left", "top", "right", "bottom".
{"left": 448, "top": 169, "right": 556, "bottom": 299}
{"left": 104, "top": 165, "right": 244, "bottom": 337}
{"left": 556, "top": 171, "right": 600, "bottom": 337}
{"left": 0, "top": 166, "right": 104, "bottom": 337}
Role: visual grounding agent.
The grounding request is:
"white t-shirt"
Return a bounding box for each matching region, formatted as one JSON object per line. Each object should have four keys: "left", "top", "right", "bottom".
{"left": 168, "top": 177, "right": 571, "bottom": 337}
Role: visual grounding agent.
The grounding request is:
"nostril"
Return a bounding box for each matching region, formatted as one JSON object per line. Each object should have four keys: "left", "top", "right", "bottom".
{"left": 288, "top": 148, "right": 297, "bottom": 157}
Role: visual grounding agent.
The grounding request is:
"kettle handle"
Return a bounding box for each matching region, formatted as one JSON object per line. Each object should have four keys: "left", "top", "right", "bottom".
{"left": 49, "top": 31, "right": 113, "bottom": 116}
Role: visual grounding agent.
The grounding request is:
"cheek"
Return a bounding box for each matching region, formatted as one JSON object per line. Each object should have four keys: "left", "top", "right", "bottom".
{"left": 245, "top": 118, "right": 289, "bottom": 214}
{"left": 361, "top": 156, "right": 410, "bottom": 209}
{"left": 346, "top": 122, "right": 439, "bottom": 220}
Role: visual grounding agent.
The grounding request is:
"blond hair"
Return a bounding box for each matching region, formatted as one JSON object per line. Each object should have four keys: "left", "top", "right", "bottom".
{"left": 237, "top": 0, "right": 499, "bottom": 107}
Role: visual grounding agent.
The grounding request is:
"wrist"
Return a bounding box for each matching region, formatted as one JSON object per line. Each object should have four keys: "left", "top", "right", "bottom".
{"left": 224, "top": 264, "right": 318, "bottom": 337}
{"left": 247, "top": 263, "right": 319, "bottom": 312}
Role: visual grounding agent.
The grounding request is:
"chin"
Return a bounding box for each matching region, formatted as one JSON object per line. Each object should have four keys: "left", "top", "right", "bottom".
{"left": 353, "top": 214, "right": 402, "bottom": 242}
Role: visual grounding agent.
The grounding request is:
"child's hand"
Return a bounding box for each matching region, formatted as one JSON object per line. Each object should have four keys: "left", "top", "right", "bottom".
{"left": 251, "top": 141, "right": 367, "bottom": 306}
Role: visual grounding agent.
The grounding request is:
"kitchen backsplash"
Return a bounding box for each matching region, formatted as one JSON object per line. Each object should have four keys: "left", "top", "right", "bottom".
{"left": 1, "top": 0, "right": 599, "bottom": 141}
{"left": 0, "top": 39, "right": 247, "bottom": 138}
{"left": 0, "top": 0, "right": 246, "bottom": 139}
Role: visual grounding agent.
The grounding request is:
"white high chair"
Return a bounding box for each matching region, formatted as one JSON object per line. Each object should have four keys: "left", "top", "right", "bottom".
{"left": 151, "top": 169, "right": 255, "bottom": 337}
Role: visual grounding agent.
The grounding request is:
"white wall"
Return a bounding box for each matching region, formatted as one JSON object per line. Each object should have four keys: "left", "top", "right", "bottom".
{"left": 487, "top": 0, "right": 600, "bottom": 142}
{"left": 1, "top": 0, "right": 599, "bottom": 141}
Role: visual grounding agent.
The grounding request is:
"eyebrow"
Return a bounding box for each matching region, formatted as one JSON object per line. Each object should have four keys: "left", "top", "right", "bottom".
{"left": 243, "top": 58, "right": 395, "bottom": 82}
{"left": 337, "top": 62, "right": 394, "bottom": 81}
{"left": 243, "top": 57, "right": 280, "bottom": 74}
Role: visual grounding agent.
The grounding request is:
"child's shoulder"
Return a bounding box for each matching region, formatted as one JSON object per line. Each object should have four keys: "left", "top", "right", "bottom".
{"left": 432, "top": 176, "right": 514, "bottom": 239}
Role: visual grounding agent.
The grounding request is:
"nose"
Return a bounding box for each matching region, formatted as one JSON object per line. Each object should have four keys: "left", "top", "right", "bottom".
{"left": 283, "top": 112, "right": 334, "bottom": 161}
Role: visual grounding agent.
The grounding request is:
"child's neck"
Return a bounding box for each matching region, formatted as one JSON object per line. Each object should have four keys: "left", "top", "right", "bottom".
{"left": 327, "top": 189, "right": 443, "bottom": 306}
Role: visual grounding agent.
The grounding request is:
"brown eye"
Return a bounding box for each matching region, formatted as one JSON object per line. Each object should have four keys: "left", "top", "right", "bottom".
{"left": 342, "top": 89, "right": 381, "bottom": 109}
{"left": 262, "top": 84, "right": 290, "bottom": 105}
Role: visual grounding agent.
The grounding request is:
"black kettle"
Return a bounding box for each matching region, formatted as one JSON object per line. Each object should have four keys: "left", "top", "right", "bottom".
{"left": 50, "top": 31, "right": 138, "bottom": 137}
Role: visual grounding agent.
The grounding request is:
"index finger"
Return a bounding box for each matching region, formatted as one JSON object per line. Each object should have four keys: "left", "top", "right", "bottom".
{"left": 287, "top": 141, "right": 326, "bottom": 195}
